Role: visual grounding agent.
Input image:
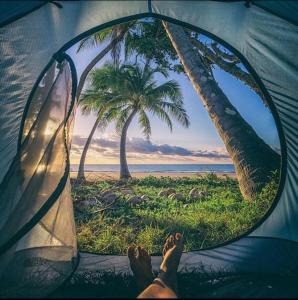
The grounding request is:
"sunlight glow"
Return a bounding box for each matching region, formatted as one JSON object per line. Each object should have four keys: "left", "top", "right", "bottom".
{"left": 36, "top": 163, "right": 46, "bottom": 174}
{"left": 43, "top": 122, "right": 56, "bottom": 137}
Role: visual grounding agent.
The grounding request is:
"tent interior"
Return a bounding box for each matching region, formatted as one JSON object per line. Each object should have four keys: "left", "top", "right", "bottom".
{"left": 0, "top": 0, "right": 298, "bottom": 298}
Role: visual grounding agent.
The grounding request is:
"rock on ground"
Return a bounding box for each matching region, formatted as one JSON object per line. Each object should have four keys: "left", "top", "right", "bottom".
{"left": 102, "top": 192, "right": 118, "bottom": 204}
{"left": 101, "top": 190, "right": 113, "bottom": 197}
{"left": 77, "top": 198, "right": 98, "bottom": 207}
{"left": 140, "top": 195, "right": 149, "bottom": 201}
{"left": 128, "top": 196, "right": 143, "bottom": 206}
{"left": 189, "top": 188, "right": 206, "bottom": 200}
{"left": 158, "top": 188, "right": 176, "bottom": 197}
{"left": 169, "top": 193, "right": 184, "bottom": 201}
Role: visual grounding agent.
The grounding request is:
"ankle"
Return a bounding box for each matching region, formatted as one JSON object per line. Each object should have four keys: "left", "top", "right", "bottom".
{"left": 157, "top": 270, "right": 177, "bottom": 293}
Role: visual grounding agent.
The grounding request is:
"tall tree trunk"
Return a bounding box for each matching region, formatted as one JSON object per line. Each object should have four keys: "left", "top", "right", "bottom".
{"left": 77, "top": 118, "right": 100, "bottom": 181}
{"left": 120, "top": 109, "right": 138, "bottom": 180}
{"left": 188, "top": 36, "right": 267, "bottom": 105}
{"left": 163, "top": 21, "right": 280, "bottom": 200}
{"left": 76, "top": 29, "right": 126, "bottom": 101}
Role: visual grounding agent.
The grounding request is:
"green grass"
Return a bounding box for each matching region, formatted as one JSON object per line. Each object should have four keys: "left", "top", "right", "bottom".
{"left": 72, "top": 173, "right": 278, "bottom": 255}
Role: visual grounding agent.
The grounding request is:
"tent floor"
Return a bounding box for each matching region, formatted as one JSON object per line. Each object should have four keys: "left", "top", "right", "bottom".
{"left": 51, "top": 271, "right": 298, "bottom": 298}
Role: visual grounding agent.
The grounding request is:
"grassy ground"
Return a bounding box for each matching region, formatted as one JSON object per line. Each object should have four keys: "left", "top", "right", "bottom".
{"left": 72, "top": 173, "right": 278, "bottom": 255}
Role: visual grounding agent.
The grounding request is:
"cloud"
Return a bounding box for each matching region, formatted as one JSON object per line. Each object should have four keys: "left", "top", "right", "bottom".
{"left": 125, "top": 138, "right": 230, "bottom": 159}
{"left": 71, "top": 135, "right": 88, "bottom": 147}
{"left": 70, "top": 145, "right": 82, "bottom": 155}
{"left": 96, "top": 138, "right": 118, "bottom": 149}
{"left": 71, "top": 135, "right": 230, "bottom": 160}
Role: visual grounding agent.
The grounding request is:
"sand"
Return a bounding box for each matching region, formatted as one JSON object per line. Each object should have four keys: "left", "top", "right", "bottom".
{"left": 70, "top": 171, "right": 236, "bottom": 181}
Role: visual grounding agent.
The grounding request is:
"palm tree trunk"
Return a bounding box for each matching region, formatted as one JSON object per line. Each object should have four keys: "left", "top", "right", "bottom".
{"left": 76, "top": 29, "right": 126, "bottom": 101}
{"left": 163, "top": 21, "right": 280, "bottom": 200}
{"left": 77, "top": 118, "right": 100, "bottom": 181}
{"left": 120, "top": 109, "right": 138, "bottom": 180}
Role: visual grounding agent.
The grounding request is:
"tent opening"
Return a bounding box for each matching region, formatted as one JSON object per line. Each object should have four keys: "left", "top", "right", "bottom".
{"left": 65, "top": 17, "right": 281, "bottom": 256}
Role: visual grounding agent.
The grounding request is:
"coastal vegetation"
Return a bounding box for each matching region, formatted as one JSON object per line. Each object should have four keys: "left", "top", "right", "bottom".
{"left": 75, "top": 18, "right": 280, "bottom": 200}
{"left": 73, "top": 172, "right": 278, "bottom": 255}
{"left": 70, "top": 17, "right": 281, "bottom": 254}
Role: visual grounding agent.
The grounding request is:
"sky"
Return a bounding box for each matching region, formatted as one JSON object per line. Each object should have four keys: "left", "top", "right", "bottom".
{"left": 67, "top": 20, "right": 280, "bottom": 165}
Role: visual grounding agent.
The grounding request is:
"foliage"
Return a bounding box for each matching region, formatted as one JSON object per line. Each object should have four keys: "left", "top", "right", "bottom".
{"left": 72, "top": 174, "right": 278, "bottom": 255}
{"left": 77, "top": 21, "right": 137, "bottom": 66}
{"left": 82, "top": 62, "right": 189, "bottom": 143}
{"left": 125, "top": 18, "right": 183, "bottom": 73}
{"left": 79, "top": 65, "right": 128, "bottom": 128}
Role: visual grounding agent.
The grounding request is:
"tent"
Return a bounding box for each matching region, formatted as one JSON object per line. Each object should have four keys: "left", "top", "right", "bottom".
{"left": 0, "top": 0, "right": 297, "bottom": 297}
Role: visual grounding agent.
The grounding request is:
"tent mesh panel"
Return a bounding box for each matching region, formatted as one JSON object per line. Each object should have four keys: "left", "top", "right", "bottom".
{"left": 0, "top": 59, "right": 77, "bottom": 298}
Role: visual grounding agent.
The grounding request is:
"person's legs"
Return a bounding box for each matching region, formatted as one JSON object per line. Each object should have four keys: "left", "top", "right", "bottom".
{"left": 136, "top": 280, "right": 177, "bottom": 299}
{"left": 128, "top": 233, "right": 184, "bottom": 299}
{"left": 127, "top": 245, "right": 154, "bottom": 292}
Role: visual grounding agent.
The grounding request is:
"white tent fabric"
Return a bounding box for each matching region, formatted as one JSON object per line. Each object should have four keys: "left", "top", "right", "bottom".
{"left": 0, "top": 0, "right": 298, "bottom": 297}
{"left": 0, "top": 56, "right": 78, "bottom": 297}
{"left": 151, "top": 0, "right": 298, "bottom": 241}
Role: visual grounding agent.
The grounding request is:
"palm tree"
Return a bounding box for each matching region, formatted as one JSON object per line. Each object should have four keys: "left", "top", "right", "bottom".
{"left": 75, "top": 24, "right": 132, "bottom": 181}
{"left": 75, "top": 21, "right": 152, "bottom": 180}
{"left": 77, "top": 66, "right": 124, "bottom": 180}
{"left": 89, "top": 62, "right": 190, "bottom": 179}
{"left": 162, "top": 21, "right": 280, "bottom": 200}
{"left": 76, "top": 19, "right": 158, "bottom": 101}
{"left": 76, "top": 21, "right": 138, "bottom": 101}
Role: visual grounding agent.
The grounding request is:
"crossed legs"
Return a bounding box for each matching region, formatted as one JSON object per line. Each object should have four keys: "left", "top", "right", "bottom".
{"left": 128, "top": 233, "right": 184, "bottom": 298}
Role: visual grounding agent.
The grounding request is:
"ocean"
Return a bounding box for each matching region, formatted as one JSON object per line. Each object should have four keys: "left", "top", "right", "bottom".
{"left": 70, "top": 164, "right": 235, "bottom": 173}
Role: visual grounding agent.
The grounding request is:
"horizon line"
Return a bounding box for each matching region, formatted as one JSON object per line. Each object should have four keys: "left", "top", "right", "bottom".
{"left": 70, "top": 163, "right": 234, "bottom": 165}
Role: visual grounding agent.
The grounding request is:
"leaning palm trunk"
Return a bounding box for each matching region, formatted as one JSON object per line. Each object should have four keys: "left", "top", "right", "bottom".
{"left": 76, "top": 29, "right": 126, "bottom": 101}
{"left": 77, "top": 118, "right": 100, "bottom": 181}
{"left": 120, "top": 109, "right": 137, "bottom": 179}
{"left": 163, "top": 21, "right": 280, "bottom": 200}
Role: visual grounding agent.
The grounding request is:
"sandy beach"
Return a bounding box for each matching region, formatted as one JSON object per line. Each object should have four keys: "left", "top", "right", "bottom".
{"left": 70, "top": 171, "right": 236, "bottom": 181}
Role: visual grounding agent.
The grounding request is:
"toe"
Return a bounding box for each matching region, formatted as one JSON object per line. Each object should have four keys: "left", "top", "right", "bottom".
{"left": 163, "top": 241, "right": 169, "bottom": 252}
{"left": 175, "top": 233, "right": 181, "bottom": 240}
{"left": 140, "top": 247, "right": 146, "bottom": 259}
{"left": 168, "top": 235, "right": 174, "bottom": 248}
{"left": 137, "top": 246, "right": 142, "bottom": 258}
{"left": 162, "top": 247, "right": 167, "bottom": 257}
{"left": 142, "top": 248, "right": 150, "bottom": 261}
{"left": 174, "top": 233, "right": 181, "bottom": 244}
{"left": 175, "top": 232, "right": 184, "bottom": 248}
{"left": 128, "top": 245, "right": 136, "bottom": 261}
{"left": 163, "top": 241, "right": 170, "bottom": 256}
{"left": 162, "top": 237, "right": 172, "bottom": 257}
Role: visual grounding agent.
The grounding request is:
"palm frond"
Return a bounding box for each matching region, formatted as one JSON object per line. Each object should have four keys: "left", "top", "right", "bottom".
{"left": 115, "top": 106, "right": 133, "bottom": 133}
{"left": 97, "top": 106, "right": 122, "bottom": 130}
{"left": 138, "top": 110, "right": 152, "bottom": 139}
{"left": 147, "top": 80, "right": 183, "bottom": 105}
{"left": 76, "top": 28, "right": 114, "bottom": 53}
{"left": 149, "top": 105, "right": 173, "bottom": 132}
{"left": 160, "top": 101, "right": 190, "bottom": 128}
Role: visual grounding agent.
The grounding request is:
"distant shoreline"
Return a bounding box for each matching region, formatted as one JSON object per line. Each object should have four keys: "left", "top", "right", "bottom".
{"left": 70, "top": 164, "right": 235, "bottom": 174}
{"left": 70, "top": 171, "right": 237, "bottom": 181}
{"left": 70, "top": 170, "right": 235, "bottom": 173}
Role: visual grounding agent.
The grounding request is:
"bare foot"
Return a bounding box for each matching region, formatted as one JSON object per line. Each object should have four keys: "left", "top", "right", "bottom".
{"left": 158, "top": 233, "right": 184, "bottom": 293}
{"left": 128, "top": 245, "right": 154, "bottom": 291}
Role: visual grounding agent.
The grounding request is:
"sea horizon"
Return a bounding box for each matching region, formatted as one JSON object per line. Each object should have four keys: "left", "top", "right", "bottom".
{"left": 70, "top": 163, "right": 235, "bottom": 173}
